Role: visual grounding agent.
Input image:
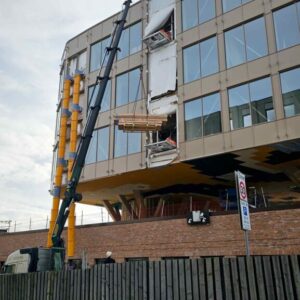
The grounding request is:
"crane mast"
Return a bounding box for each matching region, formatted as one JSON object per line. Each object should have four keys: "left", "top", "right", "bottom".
{"left": 52, "top": 0, "right": 132, "bottom": 248}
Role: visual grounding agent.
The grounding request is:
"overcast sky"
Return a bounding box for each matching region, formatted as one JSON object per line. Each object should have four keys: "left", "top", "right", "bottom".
{"left": 0, "top": 0, "right": 138, "bottom": 230}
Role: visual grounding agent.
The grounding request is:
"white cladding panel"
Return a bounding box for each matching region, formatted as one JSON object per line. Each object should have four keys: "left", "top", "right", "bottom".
{"left": 149, "top": 43, "right": 177, "bottom": 98}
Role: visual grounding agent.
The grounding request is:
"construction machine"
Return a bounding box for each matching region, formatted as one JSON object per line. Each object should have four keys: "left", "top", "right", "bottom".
{"left": 1, "top": 0, "right": 131, "bottom": 274}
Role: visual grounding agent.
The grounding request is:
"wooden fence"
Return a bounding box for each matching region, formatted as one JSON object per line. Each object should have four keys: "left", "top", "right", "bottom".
{"left": 0, "top": 255, "right": 299, "bottom": 300}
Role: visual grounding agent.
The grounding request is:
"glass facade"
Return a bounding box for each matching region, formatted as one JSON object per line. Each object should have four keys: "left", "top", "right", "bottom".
{"left": 85, "top": 127, "right": 110, "bottom": 164}
{"left": 90, "top": 37, "right": 110, "bottom": 72}
{"left": 114, "top": 126, "right": 141, "bottom": 158}
{"left": 225, "top": 17, "right": 268, "bottom": 68}
{"left": 88, "top": 80, "right": 111, "bottom": 113}
{"left": 273, "top": 3, "right": 300, "bottom": 51}
{"left": 182, "top": 0, "right": 216, "bottom": 31}
{"left": 184, "top": 93, "right": 222, "bottom": 140}
{"left": 183, "top": 37, "right": 218, "bottom": 83}
{"left": 118, "top": 22, "right": 142, "bottom": 60}
{"left": 229, "top": 77, "right": 274, "bottom": 130}
{"left": 280, "top": 68, "right": 300, "bottom": 117}
{"left": 223, "top": 0, "right": 252, "bottom": 13}
{"left": 116, "top": 68, "right": 141, "bottom": 107}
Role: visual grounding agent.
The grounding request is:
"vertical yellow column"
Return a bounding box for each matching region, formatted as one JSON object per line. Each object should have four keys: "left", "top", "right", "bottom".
{"left": 67, "top": 72, "right": 83, "bottom": 257}
{"left": 47, "top": 77, "right": 72, "bottom": 248}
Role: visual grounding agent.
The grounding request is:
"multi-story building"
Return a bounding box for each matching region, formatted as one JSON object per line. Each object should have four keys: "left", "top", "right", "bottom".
{"left": 49, "top": 0, "right": 300, "bottom": 258}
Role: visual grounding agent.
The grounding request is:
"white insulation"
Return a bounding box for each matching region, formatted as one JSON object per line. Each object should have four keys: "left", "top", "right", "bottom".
{"left": 149, "top": 43, "right": 177, "bottom": 98}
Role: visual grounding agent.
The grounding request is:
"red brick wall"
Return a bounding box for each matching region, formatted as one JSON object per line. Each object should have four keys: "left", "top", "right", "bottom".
{"left": 0, "top": 209, "right": 299, "bottom": 264}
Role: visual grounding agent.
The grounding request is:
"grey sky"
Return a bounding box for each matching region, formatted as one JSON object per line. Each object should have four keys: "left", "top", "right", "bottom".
{"left": 0, "top": 0, "right": 139, "bottom": 228}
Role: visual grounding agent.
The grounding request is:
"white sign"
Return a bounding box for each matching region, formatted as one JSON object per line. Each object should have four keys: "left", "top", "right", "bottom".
{"left": 236, "top": 171, "right": 251, "bottom": 231}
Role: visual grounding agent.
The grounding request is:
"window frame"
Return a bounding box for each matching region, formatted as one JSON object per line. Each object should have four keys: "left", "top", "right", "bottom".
{"left": 183, "top": 35, "right": 219, "bottom": 84}
{"left": 184, "top": 91, "right": 222, "bottom": 141}
{"left": 228, "top": 76, "right": 275, "bottom": 130}
{"left": 224, "top": 16, "right": 268, "bottom": 69}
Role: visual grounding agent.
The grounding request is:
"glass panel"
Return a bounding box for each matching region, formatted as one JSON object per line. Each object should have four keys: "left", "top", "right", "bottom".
{"left": 223, "top": 0, "right": 241, "bottom": 13}
{"left": 199, "top": 0, "right": 215, "bottom": 24}
{"left": 88, "top": 84, "right": 99, "bottom": 108}
{"left": 114, "top": 126, "right": 127, "bottom": 158}
{"left": 203, "top": 93, "right": 222, "bottom": 135}
{"left": 244, "top": 18, "right": 268, "bottom": 61}
{"left": 118, "top": 27, "right": 129, "bottom": 60}
{"left": 129, "top": 68, "right": 141, "bottom": 102}
{"left": 229, "top": 84, "right": 251, "bottom": 129}
{"left": 101, "top": 80, "right": 111, "bottom": 112}
{"left": 78, "top": 51, "right": 87, "bottom": 72}
{"left": 116, "top": 72, "right": 129, "bottom": 107}
{"left": 182, "top": 0, "right": 198, "bottom": 31}
{"left": 130, "top": 22, "right": 142, "bottom": 55}
{"left": 249, "top": 77, "right": 273, "bottom": 124}
{"left": 85, "top": 131, "right": 97, "bottom": 164}
{"left": 68, "top": 58, "right": 77, "bottom": 76}
{"left": 90, "top": 41, "right": 101, "bottom": 72}
{"left": 183, "top": 44, "right": 201, "bottom": 83}
{"left": 274, "top": 4, "right": 300, "bottom": 50}
{"left": 280, "top": 68, "right": 300, "bottom": 117}
{"left": 225, "top": 26, "right": 246, "bottom": 67}
{"left": 200, "top": 37, "right": 218, "bottom": 77}
{"left": 184, "top": 99, "right": 202, "bottom": 140}
{"left": 97, "top": 127, "right": 109, "bottom": 161}
{"left": 128, "top": 132, "right": 141, "bottom": 154}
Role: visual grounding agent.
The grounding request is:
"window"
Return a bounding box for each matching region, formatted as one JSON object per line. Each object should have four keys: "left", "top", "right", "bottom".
{"left": 183, "top": 36, "right": 218, "bottom": 83}
{"left": 184, "top": 93, "right": 221, "bottom": 140}
{"left": 280, "top": 68, "right": 300, "bottom": 117}
{"left": 116, "top": 68, "right": 141, "bottom": 107}
{"left": 67, "top": 51, "right": 87, "bottom": 76}
{"left": 273, "top": 3, "right": 300, "bottom": 51}
{"left": 182, "top": 0, "right": 216, "bottom": 31}
{"left": 114, "top": 126, "right": 141, "bottom": 158}
{"left": 88, "top": 80, "right": 111, "bottom": 113}
{"left": 90, "top": 37, "right": 110, "bottom": 72}
{"left": 223, "top": 0, "right": 252, "bottom": 13}
{"left": 229, "top": 77, "right": 274, "bottom": 130}
{"left": 85, "top": 127, "right": 110, "bottom": 164}
{"left": 225, "top": 17, "right": 268, "bottom": 68}
{"left": 118, "top": 22, "right": 142, "bottom": 60}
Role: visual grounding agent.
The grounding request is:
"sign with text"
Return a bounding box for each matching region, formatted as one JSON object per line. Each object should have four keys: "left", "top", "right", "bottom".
{"left": 235, "top": 171, "right": 251, "bottom": 231}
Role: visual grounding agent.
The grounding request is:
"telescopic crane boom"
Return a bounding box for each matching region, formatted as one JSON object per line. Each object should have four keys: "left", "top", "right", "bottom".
{"left": 51, "top": 0, "right": 132, "bottom": 248}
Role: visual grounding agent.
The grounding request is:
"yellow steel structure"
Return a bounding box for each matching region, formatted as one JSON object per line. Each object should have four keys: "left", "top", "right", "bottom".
{"left": 67, "top": 72, "right": 83, "bottom": 257}
{"left": 47, "top": 78, "right": 72, "bottom": 248}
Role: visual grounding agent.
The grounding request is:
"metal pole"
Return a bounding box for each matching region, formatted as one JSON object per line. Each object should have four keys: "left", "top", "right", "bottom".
{"left": 81, "top": 210, "right": 83, "bottom": 225}
{"left": 14, "top": 221, "right": 16, "bottom": 232}
{"left": 101, "top": 208, "right": 104, "bottom": 223}
{"left": 29, "top": 218, "right": 32, "bottom": 230}
{"left": 244, "top": 230, "right": 250, "bottom": 256}
{"left": 46, "top": 216, "right": 49, "bottom": 229}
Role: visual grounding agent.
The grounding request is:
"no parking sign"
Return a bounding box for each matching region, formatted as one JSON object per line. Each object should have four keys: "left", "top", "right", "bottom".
{"left": 235, "top": 171, "right": 251, "bottom": 231}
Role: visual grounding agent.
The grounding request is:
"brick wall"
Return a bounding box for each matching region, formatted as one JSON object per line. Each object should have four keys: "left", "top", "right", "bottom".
{"left": 0, "top": 209, "right": 299, "bottom": 265}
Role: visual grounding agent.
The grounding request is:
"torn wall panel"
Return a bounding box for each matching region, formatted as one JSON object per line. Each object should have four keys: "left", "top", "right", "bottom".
{"left": 149, "top": 0, "right": 176, "bottom": 16}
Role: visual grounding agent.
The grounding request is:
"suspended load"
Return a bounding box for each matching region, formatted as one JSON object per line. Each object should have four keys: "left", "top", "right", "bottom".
{"left": 114, "top": 114, "right": 168, "bottom": 132}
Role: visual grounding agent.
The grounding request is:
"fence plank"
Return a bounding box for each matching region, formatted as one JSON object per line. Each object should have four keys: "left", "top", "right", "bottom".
{"left": 198, "top": 258, "right": 206, "bottom": 300}
{"left": 254, "top": 256, "right": 266, "bottom": 300}
{"left": 262, "top": 256, "right": 275, "bottom": 300}
{"left": 155, "top": 261, "right": 161, "bottom": 300}
{"left": 238, "top": 257, "right": 249, "bottom": 300}
{"left": 117, "top": 263, "right": 122, "bottom": 300}
{"left": 134, "top": 261, "right": 139, "bottom": 300}
{"left": 101, "top": 264, "right": 106, "bottom": 300}
{"left": 290, "top": 255, "right": 300, "bottom": 299}
{"left": 185, "top": 259, "right": 193, "bottom": 300}
{"left": 142, "top": 261, "right": 148, "bottom": 300}
{"left": 191, "top": 260, "right": 199, "bottom": 300}
{"left": 271, "top": 256, "right": 285, "bottom": 300}
{"left": 280, "top": 256, "right": 294, "bottom": 300}
{"left": 223, "top": 258, "right": 233, "bottom": 300}
{"left": 172, "top": 260, "right": 179, "bottom": 300}
{"left": 246, "top": 257, "right": 257, "bottom": 300}
{"left": 125, "top": 263, "right": 130, "bottom": 300}
{"left": 166, "top": 260, "right": 173, "bottom": 300}
{"left": 178, "top": 259, "right": 186, "bottom": 300}
{"left": 161, "top": 260, "right": 166, "bottom": 300}
{"left": 138, "top": 261, "right": 143, "bottom": 300}
{"left": 149, "top": 261, "right": 155, "bottom": 300}
{"left": 214, "top": 257, "right": 223, "bottom": 300}
{"left": 230, "top": 258, "right": 241, "bottom": 300}
{"left": 206, "top": 258, "right": 214, "bottom": 300}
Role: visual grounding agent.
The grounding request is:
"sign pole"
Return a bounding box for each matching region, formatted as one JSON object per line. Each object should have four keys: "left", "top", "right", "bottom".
{"left": 235, "top": 171, "right": 251, "bottom": 257}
